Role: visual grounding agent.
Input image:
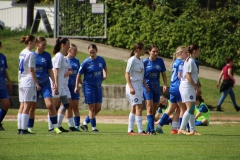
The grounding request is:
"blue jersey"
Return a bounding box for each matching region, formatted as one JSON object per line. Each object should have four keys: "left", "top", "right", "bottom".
{"left": 170, "top": 58, "right": 183, "bottom": 92}
{"left": 78, "top": 56, "right": 106, "bottom": 89}
{"left": 143, "top": 57, "right": 166, "bottom": 90}
{"left": 68, "top": 57, "right": 80, "bottom": 86}
{"left": 0, "top": 53, "right": 8, "bottom": 89}
{"left": 34, "top": 51, "right": 53, "bottom": 84}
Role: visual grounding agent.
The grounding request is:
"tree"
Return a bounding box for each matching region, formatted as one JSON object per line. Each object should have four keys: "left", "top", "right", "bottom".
{"left": 26, "top": 0, "right": 35, "bottom": 28}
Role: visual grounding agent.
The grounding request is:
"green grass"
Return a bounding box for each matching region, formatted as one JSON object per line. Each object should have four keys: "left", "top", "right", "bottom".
{"left": 1, "top": 34, "right": 240, "bottom": 111}
{"left": 0, "top": 121, "right": 240, "bottom": 160}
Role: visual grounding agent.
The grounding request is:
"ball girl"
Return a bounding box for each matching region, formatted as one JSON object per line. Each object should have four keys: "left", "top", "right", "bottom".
{"left": 126, "top": 42, "right": 150, "bottom": 135}
{"left": 0, "top": 41, "right": 12, "bottom": 131}
{"left": 178, "top": 44, "right": 202, "bottom": 135}
{"left": 75, "top": 44, "right": 107, "bottom": 132}
{"left": 143, "top": 44, "right": 167, "bottom": 135}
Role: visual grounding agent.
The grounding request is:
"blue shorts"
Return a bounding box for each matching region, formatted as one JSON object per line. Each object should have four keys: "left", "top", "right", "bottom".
{"left": 84, "top": 86, "right": 102, "bottom": 104}
{"left": 169, "top": 90, "right": 182, "bottom": 103}
{"left": 38, "top": 83, "right": 52, "bottom": 100}
{"left": 68, "top": 85, "right": 80, "bottom": 100}
{"left": 0, "top": 87, "right": 9, "bottom": 99}
{"left": 143, "top": 87, "right": 160, "bottom": 103}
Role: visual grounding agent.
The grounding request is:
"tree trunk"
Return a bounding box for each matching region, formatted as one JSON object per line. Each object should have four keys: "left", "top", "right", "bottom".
{"left": 26, "top": 0, "right": 35, "bottom": 28}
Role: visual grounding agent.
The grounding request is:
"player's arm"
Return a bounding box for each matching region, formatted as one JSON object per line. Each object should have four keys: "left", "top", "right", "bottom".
{"left": 30, "top": 67, "right": 41, "bottom": 91}
{"left": 161, "top": 72, "right": 168, "bottom": 93}
{"left": 74, "top": 73, "right": 83, "bottom": 93}
{"left": 216, "top": 70, "right": 223, "bottom": 87}
{"left": 125, "top": 72, "right": 135, "bottom": 95}
{"left": 195, "top": 112, "right": 202, "bottom": 119}
{"left": 53, "top": 68, "right": 59, "bottom": 94}
{"left": 228, "top": 67, "right": 235, "bottom": 84}
{"left": 103, "top": 66, "right": 107, "bottom": 81}
{"left": 5, "top": 69, "right": 12, "bottom": 90}
{"left": 186, "top": 72, "right": 202, "bottom": 95}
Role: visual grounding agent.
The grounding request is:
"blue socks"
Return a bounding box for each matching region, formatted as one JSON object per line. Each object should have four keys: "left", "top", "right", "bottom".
{"left": 0, "top": 108, "right": 7, "bottom": 122}
{"left": 74, "top": 116, "right": 80, "bottom": 126}
{"left": 159, "top": 113, "right": 169, "bottom": 126}
{"left": 195, "top": 121, "right": 203, "bottom": 126}
{"left": 146, "top": 115, "right": 154, "bottom": 132}
{"left": 50, "top": 115, "right": 57, "bottom": 124}
{"left": 90, "top": 118, "right": 96, "bottom": 127}
{"left": 85, "top": 116, "right": 90, "bottom": 124}
{"left": 28, "top": 118, "right": 35, "bottom": 128}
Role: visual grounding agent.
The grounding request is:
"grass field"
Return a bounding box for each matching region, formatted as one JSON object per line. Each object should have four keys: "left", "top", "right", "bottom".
{"left": 0, "top": 121, "right": 240, "bottom": 160}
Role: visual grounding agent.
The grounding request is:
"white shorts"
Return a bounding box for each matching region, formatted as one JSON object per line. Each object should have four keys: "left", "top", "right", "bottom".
{"left": 19, "top": 87, "right": 37, "bottom": 102}
{"left": 126, "top": 81, "right": 143, "bottom": 106}
{"left": 179, "top": 84, "right": 196, "bottom": 103}
{"left": 64, "top": 84, "right": 71, "bottom": 99}
{"left": 52, "top": 87, "right": 67, "bottom": 98}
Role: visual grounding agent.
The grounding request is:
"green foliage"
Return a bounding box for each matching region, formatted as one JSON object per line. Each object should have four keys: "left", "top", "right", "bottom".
{"left": 105, "top": 0, "right": 240, "bottom": 73}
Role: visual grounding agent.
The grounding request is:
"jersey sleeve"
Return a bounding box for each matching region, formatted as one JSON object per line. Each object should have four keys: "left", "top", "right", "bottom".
{"left": 178, "top": 61, "right": 183, "bottom": 73}
{"left": 53, "top": 54, "right": 62, "bottom": 69}
{"left": 78, "top": 61, "right": 86, "bottom": 74}
{"left": 47, "top": 53, "right": 53, "bottom": 69}
{"left": 160, "top": 58, "right": 166, "bottom": 72}
{"left": 28, "top": 53, "right": 36, "bottom": 68}
{"left": 185, "top": 59, "right": 194, "bottom": 73}
{"left": 126, "top": 58, "right": 133, "bottom": 73}
{"left": 198, "top": 105, "right": 208, "bottom": 113}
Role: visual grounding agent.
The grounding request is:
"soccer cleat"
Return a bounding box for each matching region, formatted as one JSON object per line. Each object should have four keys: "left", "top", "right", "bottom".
{"left": 48, "top": 128, "right": 54, "bottom": 132}
{"left": 75, "top": 126, "right": 81, "bottom": 131}
{"left": 178, "top": 129, "right": 187, "bottom": 135}
{"left": 92, "top": 129, "right": 99, "bottom": 132}
{"left": 80, "top": 124, "right": 88, "bottom": 132}
{"left": 127, "top": 130, "right": 136, "bottom": 135}
{"left": 17, "top": 129, "right": 21, "bottom": 134}
{"left": 20, "top": 129, "right": 34, "bottom": 134}
{"left": 155, "top": 126, "right": 164, "bottom": 134}
{"left": 185, "top": 131, "right": 201, "bottom": 136}
{"left": 138, "top": 131, "right": 149, "bottom": 136}
{"left": 0, "top": 123, "right": 5, "bottom": 131}
{"left": 28, "top": 128, "right": 33, "bottom": 134}
{"left": 170, "top": 129, "right": 178, "bottom": 134}
{"left": 54, "top": 127, "right": 62, "bottom": 134}
{"left": 69, "top": 127, "right": 80, "bottom": 132}
{"left": 58, "top": 126, "right": 69, "bottom": 132}
{"left": 235, "top": 106, "right": 240, "bottom": 112}
{"left": 149, "top": 131, "right": 156, "bottom": 135}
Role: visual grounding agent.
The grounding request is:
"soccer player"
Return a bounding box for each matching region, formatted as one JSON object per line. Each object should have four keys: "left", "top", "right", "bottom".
{"left": 66, "top": 44, "right": 81, "bottom": 131}
{"left": 27, "top": 37, "right": 61, "bottom": 134}
{"left": 194, "top": 95, "right": 210, "bottom": 126}
{"left": 143, "top": 44, "right": 167, "bottom": 135}
{"left": 125, "top": 42, "right": 149, "bottom": 135}
{"left": 50, "top": 37, "right": 71, "bottom": 132}
{"left": 75, "top": 44, "right": 107, "bottom": 132}
{"left": 0, "top": 41, "right": 12, "bottom": 131}
{"left": 17, "top": 35, "right": 41, "bottom": 134}
{"left": 155, "top": 46, "right": 188, "bottom": 134}
{"left": 178, "top": 44, "right": 202, "bottom": 135}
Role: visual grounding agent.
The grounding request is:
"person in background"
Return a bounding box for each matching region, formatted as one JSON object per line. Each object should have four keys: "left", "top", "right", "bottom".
{"left": 0, "top": 41, "right": 12, "bottom": 131}
{"left": 194, "top": 95, "right": 210, "bottom": 126}
{"left": 75, "top": 44, "right": 107, "bottom": 132}
{"left": 216, "top": 57, "right": 240, "bottom": 112}
{"left": 143, "top": 44, "right": 167, "bottom": 135}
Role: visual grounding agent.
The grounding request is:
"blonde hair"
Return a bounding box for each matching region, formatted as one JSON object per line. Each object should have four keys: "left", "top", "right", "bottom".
{"left": 170, "top": 46, "right": 186, "bottom": 67}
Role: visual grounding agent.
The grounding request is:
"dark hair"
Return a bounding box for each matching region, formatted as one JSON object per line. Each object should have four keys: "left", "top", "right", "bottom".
{"left": 225, "top": 57, "right": 233, "bottom": 63}
{"left": 53, "top": 37, "right": 69, "bottom": 55}
{"left": 88, "top": 44, "right": 98, "bottom": 51}
{"left": 36, "top": 37, "right": 46, "bottom": 43}
{"left": 188, "top": 44, "right": 200, "bottom": 55}
{"left": 196, "top": 95, "right": 204, "bottom": 103}
{"left": 148, "top": 44, "right": 158, "bottom": 52}
{"left": 20, "top": 35, "right": 35, "bottom": 45}
{"left": 130, "top": 42, "right": 144, "bottom": 57}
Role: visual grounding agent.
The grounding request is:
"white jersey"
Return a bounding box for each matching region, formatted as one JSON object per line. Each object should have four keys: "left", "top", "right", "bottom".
{"left": 18, "top": 48, "right": 36, "bottom": 88}
{"left": 180, "top": 57, "right": 198, "bottom": 87}
{"left": 126, "top": 56, "right": 144, "bottom": 82}
{"left": 63, "top": 57, "right": 71, "bottom": 85}
{"left": 51, "top": 52, "right": 68, "bottom": 89}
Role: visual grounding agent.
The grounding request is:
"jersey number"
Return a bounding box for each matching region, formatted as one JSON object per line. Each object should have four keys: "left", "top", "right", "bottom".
{"left": 19, "top": 59, "right": 24, "bottom": 74}
{"left": 171, "top": 68, "right": 176, "bottom": 82}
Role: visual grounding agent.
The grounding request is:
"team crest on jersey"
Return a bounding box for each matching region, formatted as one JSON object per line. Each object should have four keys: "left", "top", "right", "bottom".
{"left": 1, "top": 60, "right": 4, "bottom": 64}
{"left": 74, "top": 63, "right": 78, "bottom": 67}
{"left": 99, "top": 63, "right": 102, "bottom": 68}
{"left": 189, "top": 95, "right": 193, "bottom": 99}
{"left": 156, "top": 65, "right": 160, "bottom": 69}
{"left": 41, "top": 58, "right": 46, "bottom": 63}
{"left": 134, "top": 98, "right": 138, "bottom": 102}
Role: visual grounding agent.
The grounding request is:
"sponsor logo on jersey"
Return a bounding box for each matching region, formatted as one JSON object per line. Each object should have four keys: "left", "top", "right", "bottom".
{"left": 99, "top": 63, "right": 102, "bottom": 68}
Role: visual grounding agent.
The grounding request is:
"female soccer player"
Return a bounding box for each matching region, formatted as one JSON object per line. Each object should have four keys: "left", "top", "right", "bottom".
{"left": 51, "top": 37, "right": 71, "bottom": 132}
{"left": 126, "top": 42, "right": 149, "bottom": 135}
{"left": 66, "top": 44, "right": 81, "bottom": 131}
{"left": 27, "top": 37, "right": 61, "bottom": 134}
{"left": 178, "top": 44, "right": 202, "bottom": 135}
{"left": 143, "top": 44, "right": 167, "bottom": 135}
{"left": 0, "top": 41, "right": 12, "bottom": 131}
{"left": 194, "top": 95, "right": 210, "bottom": 126}
{"left": 17, "top": 35, "right": 41, "bottom": 134}
{"left": 155, "top": 46, "right": 188, "bottom": 134}
{"left": 75, "top": 44, "right": 107, "bottom": 132}
{"left": 216, "top": 57, "right": 240, "bottom": 112}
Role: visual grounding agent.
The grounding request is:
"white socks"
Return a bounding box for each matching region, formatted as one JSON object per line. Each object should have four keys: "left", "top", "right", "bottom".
{"left": 180, "top": 111, "right": 191, "bottom": 130}
{"left": 189, "top": 115, "right": 195, "bottom": 132}
{"left": 172, "top": 121, "right": 180, "bottom": 130}
{"left": 18, "top": 113, "right": 22, "bottom": 129}
{"left": 136, "top": 116, "right": 143, "bottom": 133}
{"left": 57, "top": 113, "right": 64, "bottom": 127}
{"left": 127, "top": 113, "right": 135, "bottom": 132}
{"left": 67, "top": 117, "right": 74, "bottom": 127}
{"left": 21, "top": 114, "right": 29, "bottom": 130}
